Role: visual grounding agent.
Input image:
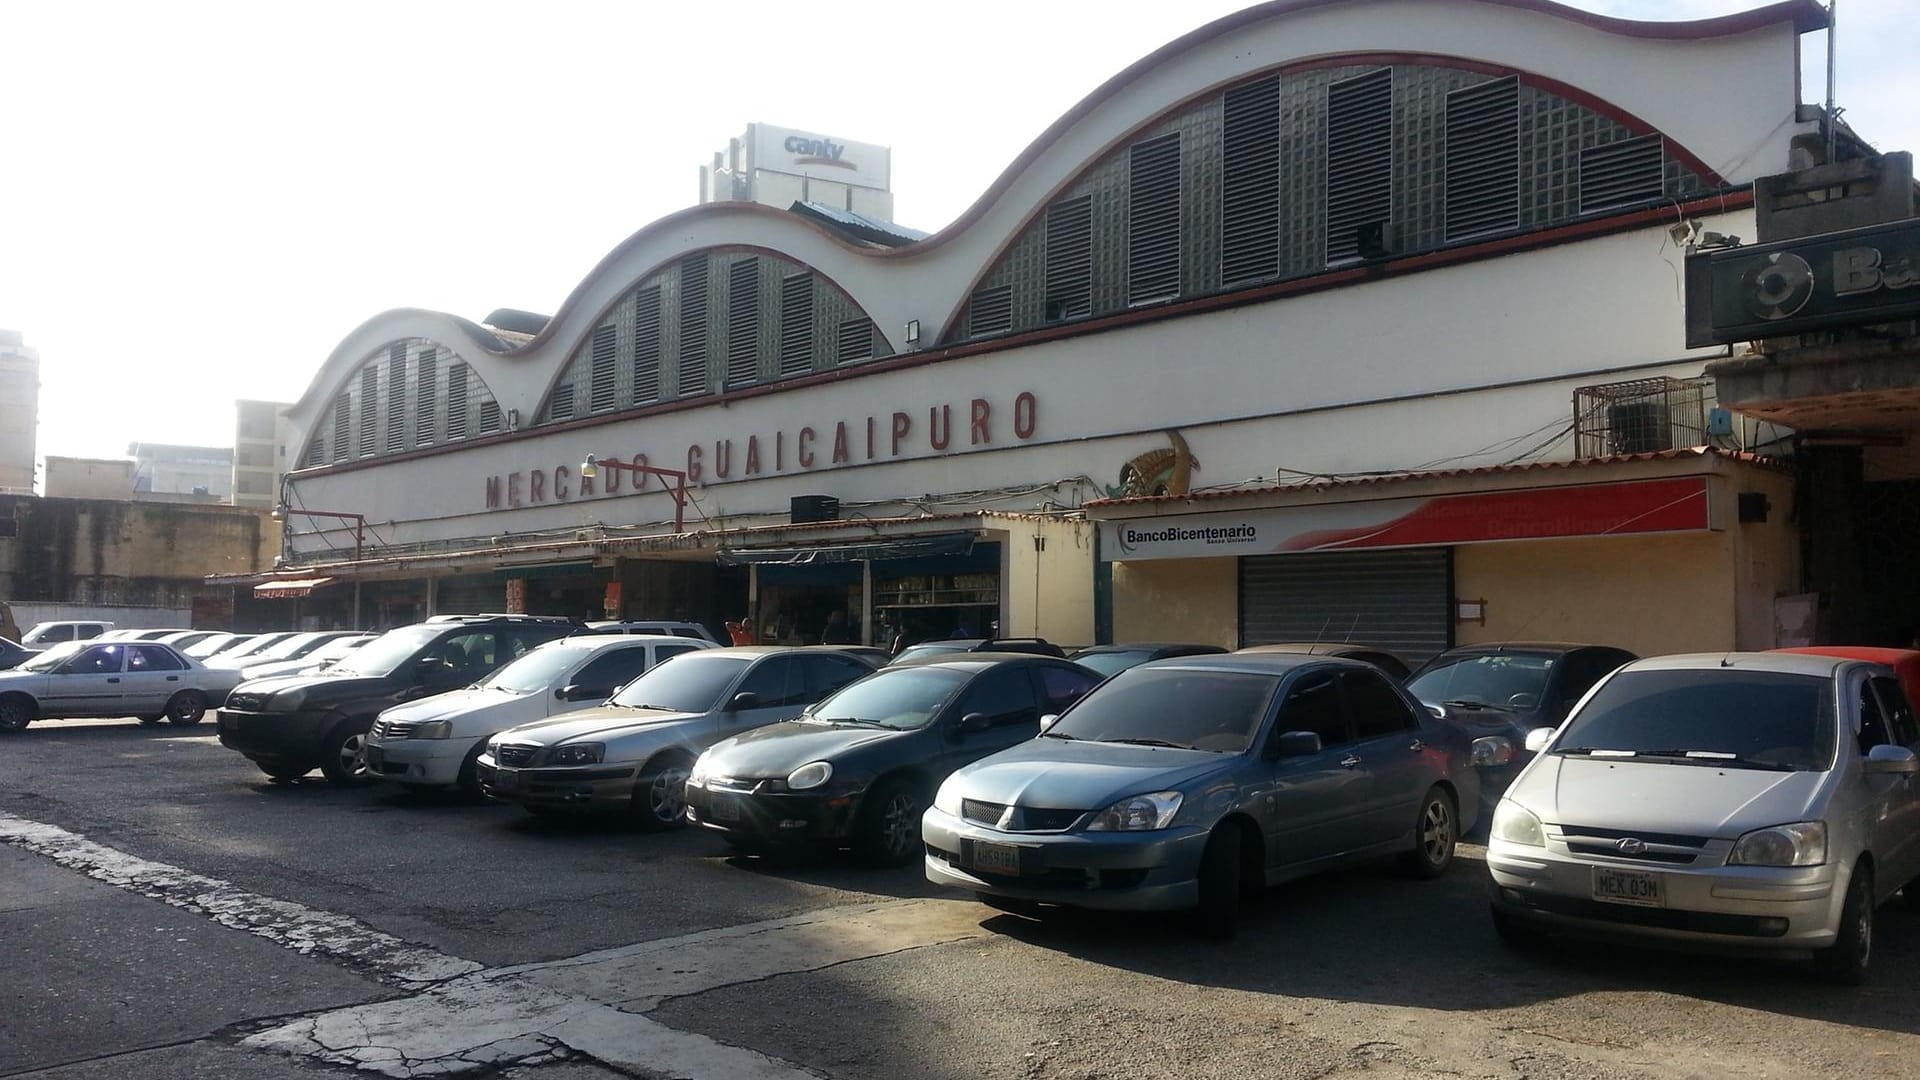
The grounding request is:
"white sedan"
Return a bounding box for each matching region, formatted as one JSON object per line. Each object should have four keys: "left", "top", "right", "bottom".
{"left": 0, "top": 640, "right": 247, "bottom": 731}
{"left": 364, "top": 633, "right": 716, "bottom": 792}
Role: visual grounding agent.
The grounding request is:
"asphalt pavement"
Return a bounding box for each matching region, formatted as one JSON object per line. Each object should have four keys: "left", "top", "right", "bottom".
{"left": 4, "top": 715, "right": 1920, "bottom": 1079}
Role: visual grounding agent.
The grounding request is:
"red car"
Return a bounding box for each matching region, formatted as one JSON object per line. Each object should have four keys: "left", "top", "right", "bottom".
{"left": 1776, "top": 647, "right": 1920, "bottom": 714}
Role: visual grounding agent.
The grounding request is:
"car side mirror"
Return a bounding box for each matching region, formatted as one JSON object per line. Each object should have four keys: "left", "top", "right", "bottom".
{"left": 956, "top": 712, "right": 992, "bottom": 736}
{"left": 1038, "top": 713, "right": 1060, "bottom": 731}
{"left": 730, "top": 691, "right": 762, "bottom": 711}
{"left": 1270, "top": 730, "right": 1322, "bottom": 758}
{"left": 1864, "top": 744, "right": 1919, "bottom": 775}
{"left": 1524, "top": 727, "right": 1557, "bottom": 754}
{"left": 557, "top": 684, "right": 609, "bottom": 703}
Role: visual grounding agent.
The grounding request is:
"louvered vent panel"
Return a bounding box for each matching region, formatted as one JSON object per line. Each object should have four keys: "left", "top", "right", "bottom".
{"left": 726, "top": 259, "right": 761, "bottom": 389}
{"left": 1444, "top": 77, "right": 1519, "bottom": 240}
{"left": 1128, "top": 133, "right": 1182, "bottom": 304}
{"left": 1043, "top": 196, "right": 1093, "bottom": 321}
{"left": 1325, "top": 68, "right": 1393, "bottom": 263}
{"left": 446, "top": 362, "right": 469, "bottom": 440}
{"left": 384, "top": 345, "right": 407, "bottom": 452}
{"left": 549, "top": 383, "right": 575, "bottom": 422}
{"left": 416, "top": 349, "right": 437, "bottom": 446}
{"left": 1579, "top": 135, "right": 1664, "bottom": 214}
{"left": 779, "top": 273, "right": 815, "bottom": 376}
{"left": 632, "top": 285, "right": 662, "bottom": 404}
{"left": 478, "top": 399, "right": 501, "bottom": 435}
{"left": 968, "top": 284, "right": 1014, "bottom": 338}
{"left": 588, "top": 324, "right": 617, "bottom": 412}
{"left": 678, "top": 255, "right": 710, "bottom": 397}
{"left": 358, "top": 366, "right": 379, "bottom": 456}
{"left": 331, "top": 395, "right": 350, "bottom": 463}
{"left": 838, "top": 318, "right": 873, "bottom": 363}
{"left": 1221, "top": 76, "right": 1280, "bottom": 285}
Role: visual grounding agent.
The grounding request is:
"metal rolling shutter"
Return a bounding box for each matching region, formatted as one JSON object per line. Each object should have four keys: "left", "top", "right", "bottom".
{"left": 433, "top": 577, "right": 507, "bottom": 617}
{"left": 1238, "top": 549, "right": 1452, "bottom": 665}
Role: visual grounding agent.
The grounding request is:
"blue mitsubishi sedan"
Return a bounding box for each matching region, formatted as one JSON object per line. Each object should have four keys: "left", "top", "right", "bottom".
{"left": 922, "top": 653, "right": 1492, "bottom": 936}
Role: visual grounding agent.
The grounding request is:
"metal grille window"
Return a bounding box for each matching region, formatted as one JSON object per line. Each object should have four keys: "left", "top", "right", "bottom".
{"left": 384, "top": 344, "right": 407, "bottom": 452}
{"left": 633, "top": 284, "right": 662, "bottom": 404}
{"left": 1128, "top": 133, "right": 1182, "bottom": 304}
{"left": 968, "top": 284, "right": 1014, "bottom": 338}
{"left": 1043, "top": 196, "right": 1093, "bottom": 321}
{"left": 837, "top": 318, "right": 873, "bottom": 363}
{"left": 678, "top": 255, "right": 710, "bottom": 397}
{"left": 1222, "top": 76, "right": 1280, "bottom": 285}
{"left": 726, "top": 258, "right": 761, "bottom": 389}
{"left": 478, "top": 399, "right": 501, "bottom": 435}
{"left": 358, "top": 366, "right": 379, "bottom": 456}
{"left": 1325, "top": 68, "right": 1393, "bottom": 263}
{"left": 416, "top": 348, "right": 437, "bottom": 446}
{"left": 1444, "top": 76, "right": 1519, "bottom": 240}
{"left": 779, "top": 273, "right": 814, "bottom": 376}
{"left": 588, "top": 324, "right": 617, "bottom": 412}
{"left": 1579, "top": 134, "right": 1664, "bottom": 215}
{"left": 331, "top": 394, "right": 350, "bottom": 463}
{"left": 446, "top": 361, "right": 469, "bottom": 440}
{"left": 549, "top": 383, "right": 575, "bottom": 422}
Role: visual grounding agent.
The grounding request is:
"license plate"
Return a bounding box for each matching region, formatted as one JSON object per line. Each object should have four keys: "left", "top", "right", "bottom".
{"left": 1592, "top": 866, "right": 1663, "bottom": 908}
{"left": 710, "top": 794, "right": 740, "bottom": 822}
{"left": 490, "top": 767, "right": 519, "bottom": 793}
{"left": 365, "top": 746, "right": 385, "bottom": 768}
{"left": 970, "top": 841, "right": 1022, "bottom": 876}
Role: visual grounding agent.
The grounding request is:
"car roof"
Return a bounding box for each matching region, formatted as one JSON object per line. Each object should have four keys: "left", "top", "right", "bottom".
{"left": 1141, "top": 652, "right": 1383, "bottom": 676}
{"left": 889, "top": 652, "right": 1074, "bottom": 671}
{"left": 1234, "top": 642, "right": 1398, "bottom": 656}
{"left": 1075, "top": 642, "right": 1225, "bottom": 654}
{"left": 539, "top": 633, "right": 702, "bottom": 652}
{"left": 1429, "top": 641, "right": 1624, "bottom": 657}
{"left": 1625, "top": 652, "right": 1858, "bottom": 677}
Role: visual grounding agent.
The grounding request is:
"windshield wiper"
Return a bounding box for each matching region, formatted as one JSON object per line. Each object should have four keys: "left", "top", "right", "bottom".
{"left": 1443, "top": 698, "right": 1489, "bottom": 709}
{"left": 1040, "top": 730, "right": 1077, "bottom": 740}
{"left": 1107, "top": 737, "right": 1192, "bottom": 750}
{"left": 817, "top": 717, "right": 888, "bottom": 727}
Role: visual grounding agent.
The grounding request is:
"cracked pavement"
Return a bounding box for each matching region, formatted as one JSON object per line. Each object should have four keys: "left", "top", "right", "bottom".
{"left": 7, "top": 718, "right": 1920, "bottom": 1079}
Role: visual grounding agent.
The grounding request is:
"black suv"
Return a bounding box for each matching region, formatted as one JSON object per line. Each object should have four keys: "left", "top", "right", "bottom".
{"left": 217, "top": 615, "right": 579, "bottom": 785}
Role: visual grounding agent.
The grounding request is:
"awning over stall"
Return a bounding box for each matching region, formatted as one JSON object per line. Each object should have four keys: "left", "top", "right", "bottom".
{"left": 717, "top": 532, "right": 975, "bottom": 566}
{"left": 253, "top": 577, "right": 336, "bottom": 599}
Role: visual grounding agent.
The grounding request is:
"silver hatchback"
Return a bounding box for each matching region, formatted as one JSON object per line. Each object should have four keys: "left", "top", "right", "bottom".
{"left": 1487, "top": 652, "right": 1920, "bottom": 983}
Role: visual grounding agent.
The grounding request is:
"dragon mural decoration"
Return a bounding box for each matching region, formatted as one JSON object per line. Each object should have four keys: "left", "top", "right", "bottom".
{"left": 1109, "top": 430, "right": 1198, "bottom": 498}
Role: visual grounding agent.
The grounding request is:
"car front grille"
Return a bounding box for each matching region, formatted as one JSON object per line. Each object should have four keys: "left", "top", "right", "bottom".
{"left": 959, "top": 799, "right": 1085, "bottom": 833}
{"left": 371, "top": 719, "right": 417, "bottom": 740}
{"left": 961, "top": 799, "right": 1007, "bottom": 825}
{"left": 494, "top": 744, "right": 539, "bottom": 767}
{"left": 1558, "top": 823, "right": 1710, "bottom": 865}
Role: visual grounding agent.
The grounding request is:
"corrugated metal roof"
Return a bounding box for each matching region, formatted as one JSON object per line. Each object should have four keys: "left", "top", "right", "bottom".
{"left": 1083, "top": 447, "right": 1781, "bottom": 508}
{"left": 788, "top": 202, "right": 930, "bottom": 247}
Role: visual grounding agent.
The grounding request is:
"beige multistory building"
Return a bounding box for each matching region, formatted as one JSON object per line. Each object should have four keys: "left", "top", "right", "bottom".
{"left": 0, "top": 330, "right": 39, "bottom": 494}
{"left": 232, "top": 399, "right": 294, "bottom": 507}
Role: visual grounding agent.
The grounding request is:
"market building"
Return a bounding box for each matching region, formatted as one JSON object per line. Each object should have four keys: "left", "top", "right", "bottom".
{"left": 253, "top": 0, "right": 1837, "bottom": 660}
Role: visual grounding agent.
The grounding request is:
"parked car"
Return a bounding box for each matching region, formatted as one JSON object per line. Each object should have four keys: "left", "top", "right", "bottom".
{"left": 97, "top": 628, "right": 191, "bottom": 642}
{"left": 586, "top": 620, "right": 721, "bottom": 643}
{"left": 1777, "top": 647, "right": 1920, "bottom": 714}
{"left": 211, "top": 632, "right": 301, "bottom": 664}
{"left": 238, "top": 634, "right": 376, "bottom": 681}
{"left": 1405, "top": 642, "right": 1636, "bottom": 804}
{"left": 369, "top": 634, "right": 717, "bottom": 794}
{"left": 154, "top": 629, "right": 227, "bottom": 652}
{"left": 889, "top": 638, "right": 1068, "bottom": 664}
{"left": 184, "top": 633, "right": 254, "bottom": 659}
{"left": 1486, "top": 652, "right": 1920, "bottom": 984}
{"left": 0, "top": 637, "right": 36, "bottom": 671}
{"left": 20, "top": 621, "right": 114, "bottom": 646}
{"left": 208, "top": 630, "right": 364, "bottom": 672}
{"left": 924, "top": 654, "right": 1486, "bottom": 935}
{"left": 479, "top": 646, "right": 880, "bottom": 826}
{"left": 1069, "top": 642, "right": 1228, "bottom": 679}
{"left": 0, "top": 640, "right": 246, "bottom": 730}
{"left": 217, "top": 616, "right": 581, "bottom": 785}
{"left": 1232, "top": 642, "right": 1411, "bottom": 680}
{"left": 687, "top": 654, "right": 1102, "bottom": 863}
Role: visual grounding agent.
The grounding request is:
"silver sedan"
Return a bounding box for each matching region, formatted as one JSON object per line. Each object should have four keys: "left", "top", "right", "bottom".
{"left": 0, "top": 640, "right": 245, "bottom": 731}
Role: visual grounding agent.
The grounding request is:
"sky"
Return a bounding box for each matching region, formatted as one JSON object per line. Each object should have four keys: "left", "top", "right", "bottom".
{"left": 2, "top": 1, "right": 1914, "bottom": 474}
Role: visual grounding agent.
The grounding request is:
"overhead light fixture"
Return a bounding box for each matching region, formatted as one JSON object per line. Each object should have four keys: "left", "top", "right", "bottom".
{"left": 579, "top": 453, "right": 600, "bottom": 480}
{"left": 270, "top": 503, "right": 286, "bottom": 520}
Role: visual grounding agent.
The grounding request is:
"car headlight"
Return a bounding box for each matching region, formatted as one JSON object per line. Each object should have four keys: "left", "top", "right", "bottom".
{"left": 786, "top": 761, "right": 834, "bottom": 791}
{"left": 267, "top": 688, "right": 308, "bottom": 711}
{"left": 1085, "top": 791, "right": 1182, "bottom": 832}
{"left": 548, "top": 743, "right": 605, "bottom": 766}
{"left": 1490, "top": 801, "right": 1545, "bottom": 847}
{"left": 688, "top": 752, "right": 713, "bottom": 786}
{"left": 1728, "top": 821, "right": 1827, "bottom": 867}
{"left": 933, "top": 775, "right": 964, "bottom": 816}
{"left": 412, "top": 720, "right": 451, "bottom": 739}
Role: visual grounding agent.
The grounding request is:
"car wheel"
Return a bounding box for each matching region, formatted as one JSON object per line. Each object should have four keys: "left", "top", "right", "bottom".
{"left": 0, "top": 694, "right": 34, "bottom": 732}
{"left": 454, "top": 740, "right": 488, "bottom": 797}
{"left": 1489, "top": 902, "right": 1538, "bottom": 949}
{"left": 1398, "top": 786, "right": 1458, "bottom": 879}
{"left": 633, "top": 753, "right": 693, "bottom": 831}
{"left": 138, "top": 714, "right": 164, "bottom": 725}
{"left": 164, "top": 691, "right": 208, "bottom": 725}
{"left": 855, "top": 777, "right": 925, "bottom": 866}
{"left": 255, "top": 757, "right": 311, "bottom": 782}
{"left": 1813, "top": 863, "right": 1873, "bottom": 985}
{"left": 319, "top": 722, "right": 374, "bottom": 786}
{"left": 1190, "top": 820, "right": 1242, "bottom": 939}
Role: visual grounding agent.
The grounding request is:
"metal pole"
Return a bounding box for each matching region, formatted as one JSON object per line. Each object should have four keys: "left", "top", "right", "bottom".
{"left": 747, "top": 564, "right": 760, "bottom": 643}
{"left": 1825, "top": 0, "right": 1838, "bottom": 162}
{"left": 861, "top": 559, "right": 873, "bottom": 646}
{"left": 425, "top": 576, "right": 438, "bottom": 617}
{"left": 353, "top": 579, "right": 362, "bottom": 631}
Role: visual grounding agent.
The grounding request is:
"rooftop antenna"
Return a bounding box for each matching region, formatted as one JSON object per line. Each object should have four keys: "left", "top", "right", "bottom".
{"left": 1825, "top": 0, "right": 1839, "bottom": 163}
{"left": 1342, "top": 612, "right": 1362, "bottom": 644}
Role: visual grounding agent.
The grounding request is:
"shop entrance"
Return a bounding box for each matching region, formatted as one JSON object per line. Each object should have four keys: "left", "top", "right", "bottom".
{"left": 735, "top": 536, "right": 1003, "bottom": 649}
{"left": 1238, "top": 548, "right": 1453, "bottom": 665}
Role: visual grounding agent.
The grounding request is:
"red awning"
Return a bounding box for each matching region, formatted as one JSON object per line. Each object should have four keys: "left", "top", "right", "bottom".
{"left": 253, "top": 577, "right": 335, "bottom": 599}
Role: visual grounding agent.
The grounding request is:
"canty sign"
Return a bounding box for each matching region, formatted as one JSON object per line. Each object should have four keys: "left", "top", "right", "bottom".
{"left": 1686, "top": 217, "right": 1920, "bottom": 347}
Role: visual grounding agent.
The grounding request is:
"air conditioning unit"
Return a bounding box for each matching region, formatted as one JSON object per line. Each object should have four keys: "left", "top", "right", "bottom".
{"left": 1606, "top": 401, "right": 1673, "bottom": 454}
{"left": 790, "top": 495, "right": 840, "bottom": 524}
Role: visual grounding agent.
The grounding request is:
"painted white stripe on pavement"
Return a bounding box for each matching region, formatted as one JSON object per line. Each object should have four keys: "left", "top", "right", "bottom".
{"left": 0, "top": 814, "right": 481, "bottom": 990}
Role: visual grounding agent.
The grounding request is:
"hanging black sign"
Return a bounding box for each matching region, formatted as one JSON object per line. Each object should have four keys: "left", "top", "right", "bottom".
{"left": 1685, "top": 217, "right": 1920, "bottom": 347}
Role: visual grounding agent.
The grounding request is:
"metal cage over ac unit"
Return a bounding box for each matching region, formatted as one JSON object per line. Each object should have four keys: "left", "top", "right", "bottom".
{"left": 1573, "top": 377, "right": 1708, "bottom": 458}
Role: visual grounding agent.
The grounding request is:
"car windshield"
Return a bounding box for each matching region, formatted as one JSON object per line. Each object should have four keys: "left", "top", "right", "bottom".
{"left": 327, "top": 626, "right": 444, "bottom": 677}
{"left": 309, "top": 637, "right": 369, "bottom": 662}
{"left": 1048, "top": 668, "right": 1279, "bottom": 753}
{"left": 1552, "top": 669, "right": 1835, "bottom": 771}
{"left": 807, "top": 668, "right": 967, "bottom": 730}
{"left": 484, "top": 644, "right": 591, "bottom": 694}
{"left": 1408, "top": 653, "right": 1555, "bottom": 709}
{"left": 184, "top": 634, "right": 237, "bottom": 658}
{"left": 20, "top": 642, "right": 83, "bottom": 671}
{"left": 1072, "top": 651, "right": 1153, "bottom": 678}
{"left": 891, "top": 644, "right": 968, "bottom": 664}
{"left": 254, "top": 632, "right": 330, "bottom": 660}
{"left": 606, "top": 653, "right": 749, "bottom": 712}
{"left": 223, "top": 633, "right": 293, "bottom": 659}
